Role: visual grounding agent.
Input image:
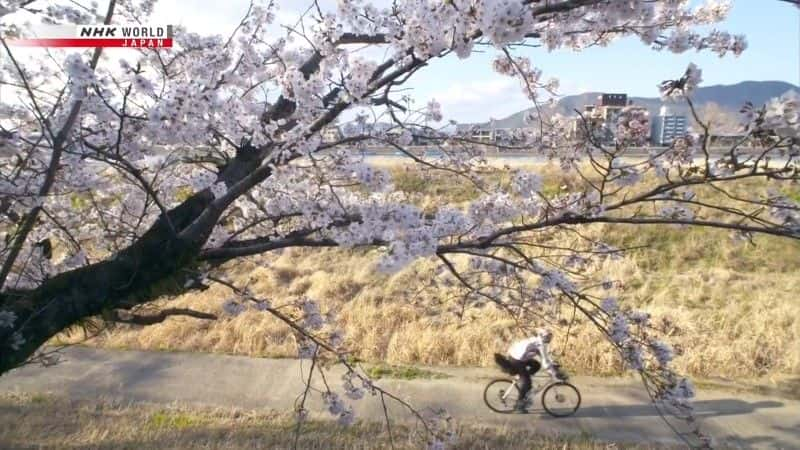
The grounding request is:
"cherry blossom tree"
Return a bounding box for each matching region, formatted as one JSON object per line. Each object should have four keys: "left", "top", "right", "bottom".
{"left": 692, "top": 101, "right": 740, "bottom": 133}
{"left": 1, "top": 0, "right": 799, "bottom": 447}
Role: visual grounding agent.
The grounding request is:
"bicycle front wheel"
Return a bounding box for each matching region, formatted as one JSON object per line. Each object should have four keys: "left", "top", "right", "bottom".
{"left": 483, "top": 379, "right": 519, "bottom": 413}
{"left": 541, "top": 381, "right": 581, "bottom": 417}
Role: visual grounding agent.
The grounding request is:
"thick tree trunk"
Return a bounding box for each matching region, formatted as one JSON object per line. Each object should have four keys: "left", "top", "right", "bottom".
{"left": 0, "top": 191, "right": 213, "bottom": 374}
{"left": 0, "top": 142, "right": 273, "bottom": 374}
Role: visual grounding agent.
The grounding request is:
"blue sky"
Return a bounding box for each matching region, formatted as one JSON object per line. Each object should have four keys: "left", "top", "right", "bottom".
{"left": 136, "top": 1, "right": 800, "bottom": 122}
{"left": 404, "top": 1, "right": 800, "bottom": 122}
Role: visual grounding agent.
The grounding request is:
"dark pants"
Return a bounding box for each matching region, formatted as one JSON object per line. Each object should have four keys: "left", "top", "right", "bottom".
{"left": 508, "top": 357, "right": 541, "bottom": 405}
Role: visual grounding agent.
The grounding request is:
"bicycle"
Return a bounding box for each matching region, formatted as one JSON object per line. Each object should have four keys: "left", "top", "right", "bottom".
{"left": 483, "top": 362, "right": 581, "bottom": 417}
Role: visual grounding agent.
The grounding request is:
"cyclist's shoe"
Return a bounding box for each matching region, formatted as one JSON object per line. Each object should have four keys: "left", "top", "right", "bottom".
{"left": 514, "top": 400, "right": 530, "bottom": 413}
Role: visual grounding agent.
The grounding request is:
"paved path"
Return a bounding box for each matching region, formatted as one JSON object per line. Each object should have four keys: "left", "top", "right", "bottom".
{"left": 1, "top": 347, "right": 798, "bottom": 449}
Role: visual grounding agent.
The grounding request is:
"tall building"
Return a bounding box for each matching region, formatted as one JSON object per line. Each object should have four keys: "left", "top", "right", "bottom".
{"left": 572, "top": 94, "right": 631, "bottom": 144}
{"left": 651, "top": 105, "right": 688, "bottom": 146}
{"left": 569, "top": 104, "right": 602, "bottom": 140}
{"left": 598, "top": 93, "right": 628, "bottom": 124}
{"left": 570, "top": 94, "right": 631, "bottom": 143}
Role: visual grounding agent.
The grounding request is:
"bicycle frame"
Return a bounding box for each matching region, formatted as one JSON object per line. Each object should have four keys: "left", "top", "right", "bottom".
{"left": 500, "top": 370, "right": 560, "bottom": 402}
{"left": 485, "top": 364, "right": 580, "bottom": 417}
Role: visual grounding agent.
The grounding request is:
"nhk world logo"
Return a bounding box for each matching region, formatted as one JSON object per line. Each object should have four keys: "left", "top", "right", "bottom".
{"left": 8, "top": 25, "right": 173, "bottom": 48}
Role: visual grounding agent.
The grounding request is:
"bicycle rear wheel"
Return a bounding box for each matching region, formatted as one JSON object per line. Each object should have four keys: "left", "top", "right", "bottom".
{"left": 541, "top": 381, "right": 581, "bottom": 417}
{"left": 483, "top": 379, "right": 519, "bottom": 413}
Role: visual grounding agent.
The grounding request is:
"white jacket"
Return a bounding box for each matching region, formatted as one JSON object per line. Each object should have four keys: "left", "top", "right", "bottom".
{"left": 508, "top": 336, "right": 552, "bottom": 369}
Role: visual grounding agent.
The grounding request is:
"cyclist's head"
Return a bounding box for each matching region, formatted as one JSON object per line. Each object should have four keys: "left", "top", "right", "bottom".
{"left": 538, "top": 329, "right": 553, "bottom": 343}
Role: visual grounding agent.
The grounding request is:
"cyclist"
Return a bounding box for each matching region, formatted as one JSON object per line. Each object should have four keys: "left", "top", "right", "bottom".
{"left": 494, "top": 329, "right": 553, "bottom": 413}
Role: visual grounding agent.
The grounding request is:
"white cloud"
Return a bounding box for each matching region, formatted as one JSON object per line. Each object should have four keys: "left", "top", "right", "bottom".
{"left": 434, "top": 78, "right": 530, "bottom": 123}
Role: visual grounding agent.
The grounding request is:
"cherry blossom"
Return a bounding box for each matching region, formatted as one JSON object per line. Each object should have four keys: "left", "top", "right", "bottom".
{"left": 1, "top": 1, "right": 798, "bottom": 448}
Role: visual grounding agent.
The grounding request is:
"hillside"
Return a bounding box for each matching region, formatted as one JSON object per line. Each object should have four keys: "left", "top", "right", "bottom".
{"left": 480, "top": 80, "right": 799, "bottom": 129}
{"left": 59, "top": 165, "right": 800, "bottom": 383}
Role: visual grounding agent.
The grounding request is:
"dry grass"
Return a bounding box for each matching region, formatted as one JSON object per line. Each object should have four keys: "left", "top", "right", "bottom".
{"left": 0, "top": 392, "right": 676, "bottom": 450}
{"left": 56, "top": 163, "right": 800, "bottom": 384}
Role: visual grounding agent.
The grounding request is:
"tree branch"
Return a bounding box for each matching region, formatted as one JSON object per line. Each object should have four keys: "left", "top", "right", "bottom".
{"left": 106, "top": 308, "right": 217, "bottom": 326}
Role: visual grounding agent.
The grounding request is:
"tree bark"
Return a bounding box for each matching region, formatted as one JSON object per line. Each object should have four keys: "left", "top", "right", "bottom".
{"left": 0, "top": 190, "right": 213, "bottom": 373}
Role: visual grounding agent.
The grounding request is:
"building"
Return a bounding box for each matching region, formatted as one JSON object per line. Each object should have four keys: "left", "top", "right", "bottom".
{"left": 620, "top": 104, "right": 651, "bottom": 144}
{"left": 470, "top": 127, "right": 496, "bottom": 143}
{"left": 601, "top": 93, "right": 628, "bottom": 106}
{"left": 321, "top": 126, "right": 342, "bottom": 143}
{"left": 709, "top": 133, "right": 751, "bottom": 148}
{"left": 456, "top": 124, "right": 513, "bottom": 144}
{"left": 597, "top": 93, "right": 628, "bottom": 124}
{"left": 340, "top": 121, "right": 393, "bottom": 138}
{"left": 651, "top": 106, "right": 688, "bottom": 146}
{"left": 569, "top": 104, "right": 603, "bottom": 140}
{"left": 568, "top": 94, "right": 632, "bottom": 143}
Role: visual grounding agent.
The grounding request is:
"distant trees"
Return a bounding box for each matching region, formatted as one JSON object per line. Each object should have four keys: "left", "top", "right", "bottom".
{"left": 693, "top": 102, "right": 742, "bottom": 134}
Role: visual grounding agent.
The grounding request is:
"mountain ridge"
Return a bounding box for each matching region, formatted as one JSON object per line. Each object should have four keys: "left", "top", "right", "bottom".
{"left": 477, "top": 80, "right": 799, "bottom": 129}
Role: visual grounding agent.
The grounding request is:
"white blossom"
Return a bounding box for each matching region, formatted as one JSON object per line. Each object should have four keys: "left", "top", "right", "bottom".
{"left": 609, "top": 313, "right": 630, "bottom": 345}
{"left": 9, "top": 332, "right": 25, "bottom": 351}
{"left": 425, "top": 99, "right": 442, "bottom": 122}
{"left": 601, "top": 297, "right": 619, "bottom": 314}
{"left": 0, "top": 3, "right": 784, "bottom": 445}
{"left": 297, "top": 339, "right": 318, "bottom": 359}
{"left": 651, "top": 340, "right": 675, "bottom": 366}
{"left": 0, "top": 310, "right": 17, "bottom": 328}
{"left": 210, "top": 182, "right": 227, "bottom": 199}
{"left": 222, "top": 299, "right": 246, "bottom": 316}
